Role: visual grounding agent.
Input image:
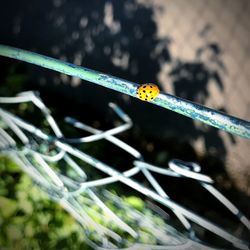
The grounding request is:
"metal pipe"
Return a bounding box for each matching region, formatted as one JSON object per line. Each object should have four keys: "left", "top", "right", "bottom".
{"left": 1, "top": 44, "right": 250, "bottom": 139}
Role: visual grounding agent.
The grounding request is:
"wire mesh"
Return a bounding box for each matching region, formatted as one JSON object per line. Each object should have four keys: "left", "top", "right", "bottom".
{"left": 0, "top": 91, "right": 249, "bottom": 250}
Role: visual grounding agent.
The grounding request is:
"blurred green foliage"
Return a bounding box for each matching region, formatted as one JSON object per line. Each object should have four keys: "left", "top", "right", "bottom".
{"left": 0, "top": 155, "right": 92, "bottom": 250}
{"left": 0, "top": 154, "right": 168, "bottom": 249}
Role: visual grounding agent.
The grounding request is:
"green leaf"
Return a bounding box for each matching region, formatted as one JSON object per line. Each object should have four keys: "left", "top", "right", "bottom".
{"left": 25, "top": 223, "right": 35, "bottom": 237}
{"left": 0, "top": 196, "right": 17, "bottom": 218}
{"left": 0, "top": 155, "right": 20, "bottom": 173}
{"left": 12, "top": 216, "right": 27, "bottom": 225}
{"left": 124, "top": 196, "right": 144, "bottom": 211}
{"left": 6, "top": 224, "right": 23, "bottom": 240}
{"left": 19, "top": 199, "right": 33, "bottom": 215}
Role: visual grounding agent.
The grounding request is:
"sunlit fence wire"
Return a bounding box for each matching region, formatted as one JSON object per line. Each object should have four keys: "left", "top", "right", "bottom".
{"left": 0, "top": 90, "right": 250, "bottom": 250}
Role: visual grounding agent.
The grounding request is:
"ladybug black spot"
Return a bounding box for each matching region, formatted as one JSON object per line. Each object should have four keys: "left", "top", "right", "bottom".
{"left": 150, "top": 91, "right": 152, "bottom": 93}
{"left": 150, "top": 86, "right": 153, "bottom": 88}
{"left": 143, "top": 90, "right": 146, "bottom": 93}
{"left": 151, "top": 97, "right": 153, "bottom": 99}
{"left": 145, "top": 98, "right": 148, "bottom": 101}
{"left": 143, "top": 86, "right": 146, "bottom": 88}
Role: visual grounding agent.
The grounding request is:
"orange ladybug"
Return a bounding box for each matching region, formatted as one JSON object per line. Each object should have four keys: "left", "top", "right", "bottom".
{"left": 136, "top": 83, "right": 160, "bottom": 101}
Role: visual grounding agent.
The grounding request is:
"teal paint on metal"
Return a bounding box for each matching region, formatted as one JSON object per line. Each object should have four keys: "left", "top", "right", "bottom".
{"left": 154, "top": 94, "right": 250, "bottom": 139}
{"left": 0, "top": 45, "right": 138, "bottom": 97}
{"left": 0, "top": 44, "right": 250, "bottom": 139}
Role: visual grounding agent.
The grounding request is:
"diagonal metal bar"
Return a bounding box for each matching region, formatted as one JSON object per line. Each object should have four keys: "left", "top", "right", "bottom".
{"left": 0, "top": 44, "right": 250, "bottom": 139}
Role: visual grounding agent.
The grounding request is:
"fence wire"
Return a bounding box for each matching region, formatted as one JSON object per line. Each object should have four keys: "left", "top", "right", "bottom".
{"left": 0, "top": 91, "right": 249, "bottom": 250}
{"left": 0, "top": 44, "right": 250, "bottom": 140}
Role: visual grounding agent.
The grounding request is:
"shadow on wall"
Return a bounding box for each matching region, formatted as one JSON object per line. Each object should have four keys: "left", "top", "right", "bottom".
{"left": 0, "top": 0, "right": 235, "bottom": 160}
{"left": 168, "top": 41, "right": 236, "bottom": 159}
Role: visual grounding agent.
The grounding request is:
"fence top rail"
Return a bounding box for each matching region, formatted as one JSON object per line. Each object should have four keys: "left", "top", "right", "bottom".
{"left": 0, "top": 44, "right": 250, "bottom": 139}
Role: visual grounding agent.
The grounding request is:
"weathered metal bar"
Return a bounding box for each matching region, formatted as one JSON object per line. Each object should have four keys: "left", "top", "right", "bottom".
{"left": 0, "top": 44, "right": 249, "bottom": 139}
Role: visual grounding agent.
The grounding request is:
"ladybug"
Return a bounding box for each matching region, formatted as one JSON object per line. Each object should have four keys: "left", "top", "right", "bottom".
{"left": 136, "top": 83, "right": 160, "bottom": 101}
